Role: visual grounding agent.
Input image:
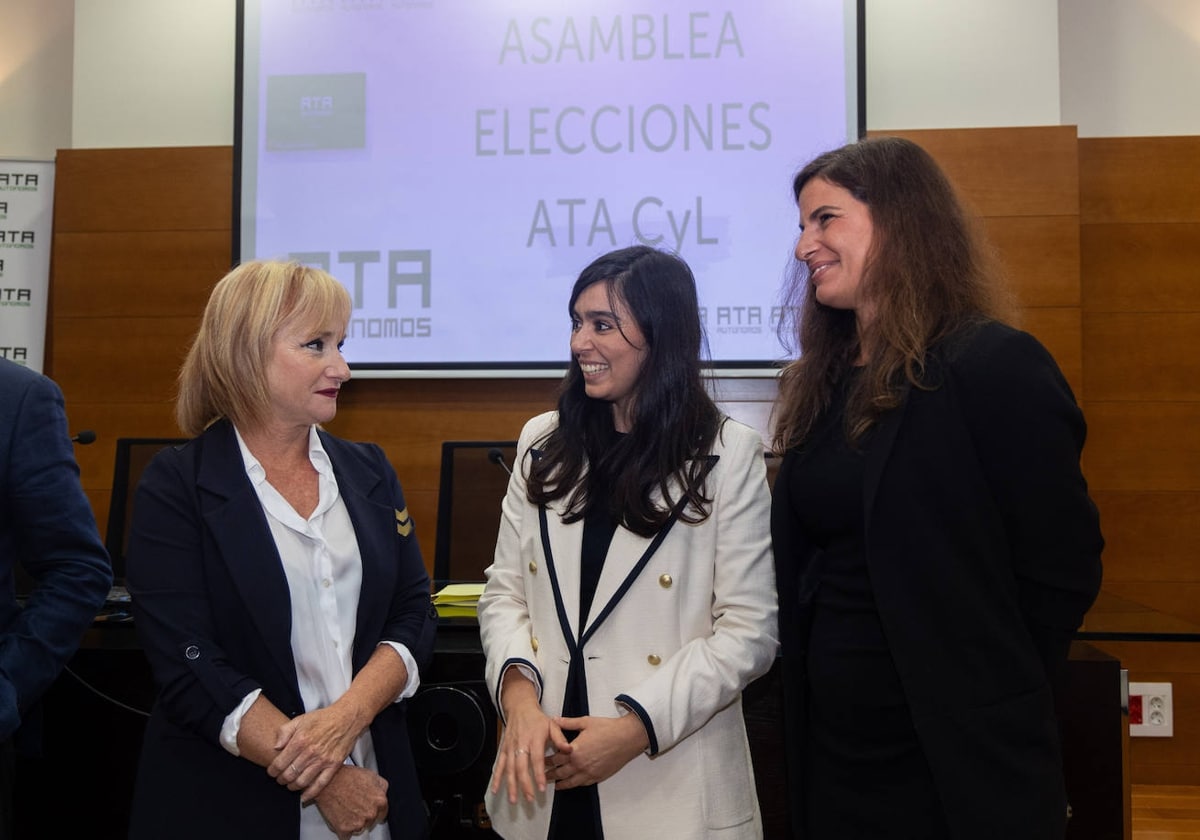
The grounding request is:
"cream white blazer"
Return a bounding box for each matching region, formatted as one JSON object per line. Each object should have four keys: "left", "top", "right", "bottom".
{"left": 478, "top": 411, "right": 778, "bottom": 839}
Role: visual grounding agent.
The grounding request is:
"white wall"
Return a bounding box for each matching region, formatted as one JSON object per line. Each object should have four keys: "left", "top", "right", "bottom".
{"left": 1059, "top": 0, "right": 1200, "bottom": 138}
{"left": 71, "top": 0, "right": 235, "bottom": 149}
{"left": 866, "top": 0, "right": 1062, "bottom": 130}
{"left": 1, "top": 0, "right": 1198, "bottom": 159}
{"left": 0, "top": 0, "right": 74, "bottom": 160}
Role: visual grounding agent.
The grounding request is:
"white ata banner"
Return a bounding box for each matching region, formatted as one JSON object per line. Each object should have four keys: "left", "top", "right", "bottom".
{"left": 0, "top": 159, "right": 55, "bottom": 372}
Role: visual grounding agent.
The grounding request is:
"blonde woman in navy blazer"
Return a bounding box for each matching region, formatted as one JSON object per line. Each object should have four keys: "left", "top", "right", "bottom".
{"left": 771, "top": 137, "right": 1103, "bottom": 839}
{"left": 477, "top": 247, "right": 778, "bottom": 839}
{"left": 126, "top": 261, "right": 436, "bottom": 839}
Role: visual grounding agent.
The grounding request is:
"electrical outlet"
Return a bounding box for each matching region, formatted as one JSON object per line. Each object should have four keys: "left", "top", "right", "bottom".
{"left": 1128, "top": 682, "right": 1173, "bottom": 737}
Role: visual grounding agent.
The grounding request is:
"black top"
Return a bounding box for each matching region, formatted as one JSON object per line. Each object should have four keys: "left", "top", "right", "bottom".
{"left": 549, "top": 482, "right": 618, "bottom": 840}
{"left": 775, "top": 371, "right": 948, "bottom": 837}
{"left": 579, "top": 498, "right": 618, "bottom": 629}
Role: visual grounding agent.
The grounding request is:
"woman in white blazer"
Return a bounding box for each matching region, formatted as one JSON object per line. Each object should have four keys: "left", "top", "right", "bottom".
{"left": 477, "top": 246, "right": 778, "bottom": 839}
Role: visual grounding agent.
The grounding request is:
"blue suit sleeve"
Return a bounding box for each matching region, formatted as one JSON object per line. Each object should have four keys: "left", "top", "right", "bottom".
{"left": 0, "top": 372, "right": 112, "bottom": 738}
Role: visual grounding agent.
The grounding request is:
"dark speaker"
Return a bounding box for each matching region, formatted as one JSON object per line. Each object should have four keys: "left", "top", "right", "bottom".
{"left": 409, "top": 621, "right": 499, "bottom": 838}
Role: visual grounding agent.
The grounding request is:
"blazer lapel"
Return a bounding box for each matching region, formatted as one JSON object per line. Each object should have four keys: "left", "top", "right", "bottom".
{"left": 195, "top": 422, "right": 299, "bottom": 698}
{"left": 540, "top": 501, "right": 585, "bottom": 643}
{"left": 320, "top": 433, "right": 388, "bottom": 669}
{"left": 586, "top": 526, "right": 650, "bottom": 630}
{"left": 863, "top": 382, "right": 911, "bottom": 527}
{"left": 530, "top": 444, "right": 586, "bottom": 643}
{"left": 537, "top": 452, "right": 718, "bottom": 643}
{"left": 581, "top": 454, "right": 719, "bottom": 642}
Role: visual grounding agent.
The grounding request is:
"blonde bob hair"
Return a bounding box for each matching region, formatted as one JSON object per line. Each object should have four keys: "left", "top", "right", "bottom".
{"left": 176, "top": 260, "right": 352, "bottom": 437}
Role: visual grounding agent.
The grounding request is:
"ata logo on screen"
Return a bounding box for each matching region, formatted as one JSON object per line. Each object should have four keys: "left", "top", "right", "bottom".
{"left": 301, "top": 96, "right": 336, "bottom": 117}
{"left": 292, "top": 249, "right": 433, "bottom": 341}
{"left": 0, "top": 346, "right": 29, "bottom": 361}
{"left": 700, "top": 305, "right": 796, "bottom": 336}
{"left": 0, "top": 174, "right": 39, "bottom": 192}
{"left": 0, "top": 288, "right": 32, "bottom": 307}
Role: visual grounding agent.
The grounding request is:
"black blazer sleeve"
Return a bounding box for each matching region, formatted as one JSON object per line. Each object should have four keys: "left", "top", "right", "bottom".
{"left": 127, "top": 440, "right": 273, "bottom": 742}
{"left": 949, "top": 323, "right": 1104, "bottom": 673}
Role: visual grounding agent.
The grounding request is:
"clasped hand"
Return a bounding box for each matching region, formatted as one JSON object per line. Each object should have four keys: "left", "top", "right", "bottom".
{"left": 266, "top": 704, "right": 387, "bottom": 836}
{"left": 267, "top": 704, "right": 361, "bottom": 800}
{"left": 491, "top": 704, "right": 649, "bottom": 804}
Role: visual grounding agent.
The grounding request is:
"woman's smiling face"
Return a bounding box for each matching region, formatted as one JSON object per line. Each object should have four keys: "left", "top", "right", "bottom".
{"left": 795, "top": 176, "right": 877, "bottom": 326}
{"left": 569, "top": 280, "right": 648, "bottom": 433}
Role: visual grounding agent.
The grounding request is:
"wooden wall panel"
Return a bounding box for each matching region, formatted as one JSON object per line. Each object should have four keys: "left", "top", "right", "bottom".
{"left": 1078, "top": 136, "right": 1200, "bottom": 786}
{"left": 870, "top": 126, "right": 1080, "bottom": 217}
{"left": 1094, "top": 491, "right": 1200, "bottom": 582}
{"left": 52, "top": 231, "right": 225, "bottom": 317}
{"left": 70, "top": 402, "right": 182, "bottom": 488}
{"left": 51, "top": 316, "right": 198, "bottom": 403}
{"left": 1081, "top": 224, "right": 1200, "bottom": 313}
{"left": 1082, "top": 403, "right": 1200, "bottom": 492}
{"left": 1084, "top": 313, "right": 1200, "bottom": 401}
{"left": 985, "top": 216, "right": 1081, "bottom": 308}
{"left": 1080, "top": 137, "right": 1200, "bottom": 224}
{"left": 54, "top": 147, "right": 233, "bottom": 233}
{"left": 327, "top": 379, "right": 559, "bottom": 478}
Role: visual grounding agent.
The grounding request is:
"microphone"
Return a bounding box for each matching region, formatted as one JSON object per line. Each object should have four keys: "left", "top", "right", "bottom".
{"left": 71, "top": 430, "right": 97, "bottom": 445}
{"left": 487, "top": 447, "right": 513, "bottom": 477}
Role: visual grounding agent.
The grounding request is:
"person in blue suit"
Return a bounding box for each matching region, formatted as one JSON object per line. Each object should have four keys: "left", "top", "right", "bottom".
{"left": 126, "top": 261, "right": 437, "bottom": 840}
{"left": 771, "top": 136, "right": 1104, "bottom": 839}
{"left": 0, "top": 357, "right": 113, "bottom": 835}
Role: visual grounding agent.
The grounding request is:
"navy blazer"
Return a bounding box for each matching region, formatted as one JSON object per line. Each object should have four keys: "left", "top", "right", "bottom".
{"left": 0, "top": 358, "right": 111, "bottom": 742}
{"left": 126, "top": 420, "right": 436, "bottom": 839}
{"left": 773, "top": 322, "right": 1103, "bottom": 839}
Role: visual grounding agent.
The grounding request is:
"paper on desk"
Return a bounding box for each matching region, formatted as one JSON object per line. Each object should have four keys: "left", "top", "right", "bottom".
{"left": 433, "top": 583, "right": 485, "bottom": 603}
{"left": 434, "top": 604, "right": 480, "bottom": 618}
{"left": 433, "top": 583, "right": 484, "bottom": 618}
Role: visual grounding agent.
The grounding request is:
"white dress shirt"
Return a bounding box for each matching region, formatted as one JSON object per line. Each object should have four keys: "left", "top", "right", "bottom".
{"left": 219, "top": 426, "right": 419, "bottom": 839}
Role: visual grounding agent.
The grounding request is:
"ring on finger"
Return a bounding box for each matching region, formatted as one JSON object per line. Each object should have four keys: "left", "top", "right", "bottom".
{"left": 514, "top": 748, "right": 529, "bottom": 757}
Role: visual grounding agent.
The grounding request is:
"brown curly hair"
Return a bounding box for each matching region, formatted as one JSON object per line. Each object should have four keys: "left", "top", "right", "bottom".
{"left": 772, "top": 136, "right": 1017, "bottom": 453}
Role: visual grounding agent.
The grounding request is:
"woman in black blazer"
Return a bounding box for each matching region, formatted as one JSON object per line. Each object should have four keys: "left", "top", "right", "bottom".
{"left": 770, "top": 137, "right": 1103, "bottom": 839}
{"left": 126, "top": 261, "right": 436, "bottom": 839}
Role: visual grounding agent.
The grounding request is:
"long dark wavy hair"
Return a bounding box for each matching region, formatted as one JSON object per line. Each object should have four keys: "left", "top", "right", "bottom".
{"left": 772, "top": 136, "right": 1016, "bottom": 453}
{"left": 527, "top": 246, "right": 722, "bottom": 537}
